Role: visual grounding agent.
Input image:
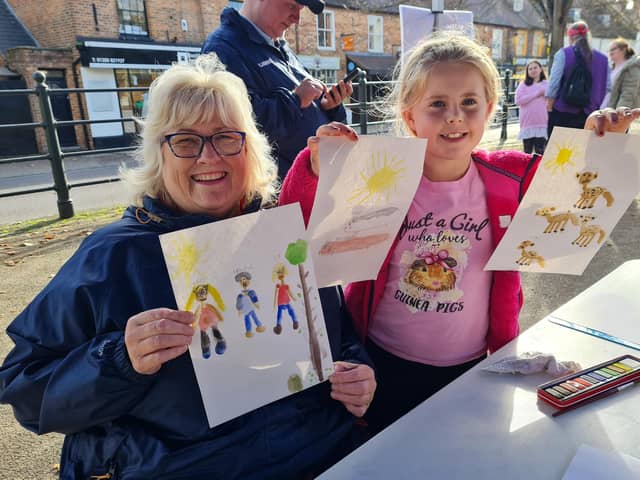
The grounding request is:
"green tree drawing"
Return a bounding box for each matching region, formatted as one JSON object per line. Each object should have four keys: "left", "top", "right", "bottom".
{"left": 285, "top": 239, "right": 324, "bottom": 382}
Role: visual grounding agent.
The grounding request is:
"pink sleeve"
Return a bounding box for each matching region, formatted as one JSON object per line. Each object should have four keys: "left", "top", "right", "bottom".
{"left": 514, "top": 83, "right": 539, "bottom": 107}
{"left": 278, "top": 147, "right": 318, "bottom": 226}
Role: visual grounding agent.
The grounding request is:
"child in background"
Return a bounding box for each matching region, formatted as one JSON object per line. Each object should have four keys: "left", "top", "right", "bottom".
{"left": 279, "top": 33, "right": 637, "bottom": 434}
{"left": 515, "top": 60, "right": 549, "bottom": 154}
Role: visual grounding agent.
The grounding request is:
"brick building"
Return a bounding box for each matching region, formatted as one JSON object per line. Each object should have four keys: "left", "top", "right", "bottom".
{"left": 2, "top": 0, "right": 550, "bottom": 152}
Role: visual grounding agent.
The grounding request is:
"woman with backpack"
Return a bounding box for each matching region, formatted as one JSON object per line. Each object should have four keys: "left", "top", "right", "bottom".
{"left": 545, "top": 21, "right": 610, "bottom": 137}
{"left": 515, "top": 60, "right": 548, "bottom": 154}
{"left": 606, "top": 37, "right": 640, "bottom": 109}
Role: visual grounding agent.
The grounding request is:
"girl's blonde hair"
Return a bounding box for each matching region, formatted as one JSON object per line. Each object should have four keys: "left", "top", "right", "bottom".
{"left": 385, "top": 33, "right": 501, "bottom": 135}
{"left": 121, "top": 53, "right": 278, "bottom": 207}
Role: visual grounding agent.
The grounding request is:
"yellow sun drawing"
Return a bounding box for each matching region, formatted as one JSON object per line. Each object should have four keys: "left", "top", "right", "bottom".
{"left": 165, "top": 234, "right": 202, "bottom": 285}
{"left": 544, "top": 141, "right": 582, "bottom": 174}
{"left": 347, "top": 151, "right": 406, "bottom": 205}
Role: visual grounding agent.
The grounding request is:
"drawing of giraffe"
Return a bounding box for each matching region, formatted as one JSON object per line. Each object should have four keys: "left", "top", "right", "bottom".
{"left": 515, "top": 240, "right": 545, "bottom": 268}
{"left": 535, "top": 207, "right": 579, "bottom": 233}
{"left": 571, "top": 215, "right": 607, "bottom": 247}
{"left": 574, "top": 171, "right": 614, "bottom": 209}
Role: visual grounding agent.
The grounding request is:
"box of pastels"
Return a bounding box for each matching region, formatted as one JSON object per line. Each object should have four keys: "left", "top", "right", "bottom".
{"left": 537, "top": 354, "right": 640, "bottom": 410}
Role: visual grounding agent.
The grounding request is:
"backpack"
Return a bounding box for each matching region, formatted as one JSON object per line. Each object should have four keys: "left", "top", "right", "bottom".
{"left": 561, "top": 47, "right": 592, "bottom": 107}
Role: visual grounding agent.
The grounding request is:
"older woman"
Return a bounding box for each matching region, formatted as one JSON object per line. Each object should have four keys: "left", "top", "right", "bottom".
{"left": 0, "top": 55, "right": 375, "bottom": 479}
{"left": 606, "top": 37, "right": 640, "bottom": 109}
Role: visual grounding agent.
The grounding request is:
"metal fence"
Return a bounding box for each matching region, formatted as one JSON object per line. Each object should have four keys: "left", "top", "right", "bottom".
{"left": 0, "top": 70, "right": 519, "bottom": 219}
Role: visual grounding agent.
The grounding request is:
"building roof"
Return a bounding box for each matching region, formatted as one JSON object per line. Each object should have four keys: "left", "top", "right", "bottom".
{"left": 0, "top": 0, "right": 38, "bottom": 55}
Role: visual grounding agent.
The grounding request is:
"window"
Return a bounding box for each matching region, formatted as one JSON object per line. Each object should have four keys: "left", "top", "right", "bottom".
{"left": 308, "top": 68, "right": 337, "bottom": 84}
{"left": 533, "top": 31, "right": 547, "bottom": 58}
{"left": 513, "top": 30, "right": 527, "bottom": 57}
{"left": 228, "top": 1, "right": 243, "bottom": 11}
{"left": 597, "top": 14, "right": 611, "bottom": 28}
{"left": 317, "top": 11, "right": 335, "bottom": 50}
{"left": 567, "top": 8, "right": 581, "bottom": 22}
{"left": 117, "top": 0, "right": 148, "bottom": 37}
{"left": 491, "top": 29, "right": 503, "bottom": 60}
{"left": 513, "top": 0, "right": 523, "bottom": 12}
{"left": 368, "top": 15, "right": 383, "bottom": 53}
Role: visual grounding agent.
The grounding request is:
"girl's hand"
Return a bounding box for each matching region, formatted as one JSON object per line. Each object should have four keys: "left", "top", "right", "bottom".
{"left": 584, "top": 107, "right": 640, "bottom": 136}
{"left": 329, "top": 361, "right": 376, "bottom": 418}
{"left": 308, "top": 122, "right": 358, "bottom": 176}
{"left": 125, "top": 308, "right": 194, "bottom": 375}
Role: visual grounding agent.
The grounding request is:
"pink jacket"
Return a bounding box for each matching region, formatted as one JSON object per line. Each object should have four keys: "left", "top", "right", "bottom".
{"left": 515, "top": 80, "right": 549, "bottom": 134}
{"left": 280, "top": 147, "right": 541, "bottom": 353}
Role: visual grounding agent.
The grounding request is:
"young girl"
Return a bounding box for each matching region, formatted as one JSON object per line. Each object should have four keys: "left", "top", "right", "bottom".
{"left": 279, "top": 33, "right": 638, "bottom": 434}
{"left": 515, "top": 60, "right": 548, "bottom": 154}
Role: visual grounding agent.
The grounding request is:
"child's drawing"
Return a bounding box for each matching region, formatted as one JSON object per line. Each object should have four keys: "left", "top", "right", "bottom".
{"left": 319, "top": 233, "right": 390, "bottom": 255}
{"left": 572, "top": 215, "right": 606, "bottom": 247}
{"left": 185, "top": 284, "right": 227, "bottom": 358}
{"left": 515, "top": 240, "right": 545, "bottom": 268}
{"left": 284, "top": 239, "right": 326, "bottom": 382}
{"left": 234, "top": 271, "right": 264, "bottom": 338}
{"left": 535, "top": 207, "right": 579, "bottom": 233}
{"left": 485, "top": 127, "right": 640, "bottom": 274}
{"left": 272, "top": 263, "right": 298, "bottom": 335}
{"left": 159, "top": 204, "right": 333, "bottom": 428}
{"left": 574, "top": 171, "right": 615, "bottom": 209}
{"left": 348, "top": 151, "right": 406, "bottom": 205}
{"left": 307, "top": 135, "right": 427, "bottom": 286}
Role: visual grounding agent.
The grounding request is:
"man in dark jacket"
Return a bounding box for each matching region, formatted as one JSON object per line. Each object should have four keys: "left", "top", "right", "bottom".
{"left": 202, "top": 0, "right": 353, "bottom": 179}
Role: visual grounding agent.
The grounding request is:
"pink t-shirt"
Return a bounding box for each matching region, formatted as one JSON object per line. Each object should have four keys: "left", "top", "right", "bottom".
{"left": 368, "top": 162, "right": 493, "bottom": 366}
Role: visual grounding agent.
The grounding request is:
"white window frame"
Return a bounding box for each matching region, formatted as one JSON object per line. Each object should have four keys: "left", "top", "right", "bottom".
{"left": 368, "top": 15, "right": 384, "bottom": 53}
{"left": 317, "top": 10, "right": 335, "bottom": 50}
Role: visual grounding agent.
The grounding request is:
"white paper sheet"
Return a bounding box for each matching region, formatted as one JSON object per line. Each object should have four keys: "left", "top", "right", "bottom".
{"left": 160, "top": 204, "right": 333, "bottom": 427}
{"left": 562, "top": 444, "right": 640, "bottom": 480}
{"left": 485, "top": 127, "right": 640, "bottom": 274}
{"left": 399, "top": 5, "right": 474, "bottom": 60}
{"left": 307, "top": 135, "right": 426, "bottom": 286}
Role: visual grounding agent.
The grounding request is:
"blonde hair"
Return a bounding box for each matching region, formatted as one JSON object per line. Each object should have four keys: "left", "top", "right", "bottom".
{"left": 385, "top": 33, "right": 501, "bottom": 135}
{"left": 272, "top": 263, "right": 288, "bottom": 282}
{"left": 121, "top": 54, "right": 278, "bottom": 207}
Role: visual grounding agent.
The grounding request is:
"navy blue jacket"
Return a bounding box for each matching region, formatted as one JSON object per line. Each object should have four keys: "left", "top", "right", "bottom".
{"left": 202, "top": 8, "right": 346, "bottom": 179}
{"left": 0, "top": 196, "right": 370, "bottom": 479}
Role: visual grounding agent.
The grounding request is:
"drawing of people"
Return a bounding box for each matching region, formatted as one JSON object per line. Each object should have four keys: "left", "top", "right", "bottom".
{"left": 185, "top": 284, "right": 227, "bottom": 358}
{"left": 272, "top": 263, "right": 298, "bottom": 335}
{"left": 234, "top": 271, "right": 265, "bottom": 338}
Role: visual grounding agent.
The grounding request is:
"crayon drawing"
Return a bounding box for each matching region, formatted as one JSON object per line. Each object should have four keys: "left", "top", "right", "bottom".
{"left": 485, "top": 127, "right": 640, "bottom": 274}
{"left": 160, "top": 204, "right": 333, "bottom": 427}
{"left": 307, "top": 135, "right": 427, "bottom": 286}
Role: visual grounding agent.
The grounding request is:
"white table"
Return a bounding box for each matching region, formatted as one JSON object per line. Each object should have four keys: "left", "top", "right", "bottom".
{"left": 320, "top": 260, "right": 640, "bottom": 479}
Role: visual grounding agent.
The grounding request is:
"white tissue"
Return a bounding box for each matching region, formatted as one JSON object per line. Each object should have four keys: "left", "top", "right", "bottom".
{"left": 482, "top": 351, "right": 581, "bottom": 376}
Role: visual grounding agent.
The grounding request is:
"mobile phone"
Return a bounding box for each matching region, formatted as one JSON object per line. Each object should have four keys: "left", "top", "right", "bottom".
{"left": 342, "top": 67, "right": 363, "bottom": 83}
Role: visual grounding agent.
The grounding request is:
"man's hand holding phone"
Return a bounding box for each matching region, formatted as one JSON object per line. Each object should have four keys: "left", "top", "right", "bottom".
{"left": 319, "top": 68, "right": 361, "bottom": 111}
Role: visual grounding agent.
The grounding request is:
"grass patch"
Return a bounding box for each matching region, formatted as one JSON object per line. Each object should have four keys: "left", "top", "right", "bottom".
{"left": 0, "top": 206, "right": 126, "bottom": 237}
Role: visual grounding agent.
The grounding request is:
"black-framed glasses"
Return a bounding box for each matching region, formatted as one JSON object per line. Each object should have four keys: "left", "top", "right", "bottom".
{"left": 163, "top": 131, "right": 246, "bottom": 158}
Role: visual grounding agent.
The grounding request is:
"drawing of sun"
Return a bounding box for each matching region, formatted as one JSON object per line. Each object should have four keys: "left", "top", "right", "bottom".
{"left": 544, "top": 141, "right": 582, "bottom": 174}
{"left": 165, "top": 234, "right": 202, "bottom": 284}
{"left": 347, "top": 151, "right": 406, "bottom": 205}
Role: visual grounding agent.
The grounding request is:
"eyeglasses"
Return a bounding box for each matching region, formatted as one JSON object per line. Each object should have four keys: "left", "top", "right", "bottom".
{"left": 163, "top": 131, "right": 246, "bottom": 158}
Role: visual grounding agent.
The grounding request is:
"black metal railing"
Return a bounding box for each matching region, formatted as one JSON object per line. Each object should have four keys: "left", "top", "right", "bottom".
{"left": 0, "top": 69, "right": 518, "bottom": 219}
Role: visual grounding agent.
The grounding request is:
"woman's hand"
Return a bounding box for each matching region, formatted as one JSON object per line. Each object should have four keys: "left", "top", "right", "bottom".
{"left": 584, "top": 107, "right": 640, "bottom": 136}
{"left": 308, "top": 122, "right": 358, "bottom": 176}
{"left": 329, "top": 361, "right": 376, "bottom": 418}
{"left": 125, "top": 308, "right": 194, "bottom": 375}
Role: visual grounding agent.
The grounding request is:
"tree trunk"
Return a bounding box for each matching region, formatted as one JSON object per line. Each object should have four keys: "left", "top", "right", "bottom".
{"left": 298, "top": 263, "right": 323, "bottom": 381}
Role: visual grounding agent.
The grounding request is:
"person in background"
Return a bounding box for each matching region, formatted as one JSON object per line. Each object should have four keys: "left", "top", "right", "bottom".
{"left": 0, "top": 55, "right": 375, "bottom": 480}
{"left": 545, "top": 21, "right": 610, "bottom": 136}
{"left": 606, "top": 37, "right": 640, "bottom": 110}
{"left": 515, "top": 60, "right": 548, "bottom": 154}
{"left": 202, "top": 0, "right": 353, "bottom": 180}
